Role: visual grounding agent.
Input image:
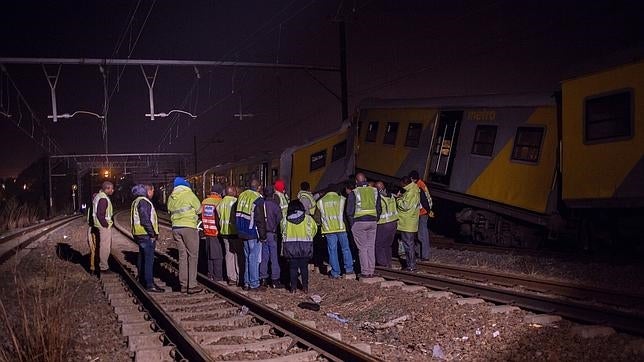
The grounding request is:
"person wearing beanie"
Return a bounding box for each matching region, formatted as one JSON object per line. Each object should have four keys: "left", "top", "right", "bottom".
{"left": 201, "top": 184, "right": 224, "bottom": 281}
{"left": 130, "top": 184, "right": 164, "bottom": 292}
{"left": 167, "top": 176, "right": 203, "bottom": 294}
{"left": 273, "top": 179, "right": 289, "bottom": 218}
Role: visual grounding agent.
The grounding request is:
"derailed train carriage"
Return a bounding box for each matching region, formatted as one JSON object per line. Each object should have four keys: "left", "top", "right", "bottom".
{"left": 354, "top": 60, "right": 644, "bottom": 248}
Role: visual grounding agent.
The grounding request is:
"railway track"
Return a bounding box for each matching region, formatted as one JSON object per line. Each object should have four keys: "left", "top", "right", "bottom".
{"left": 0, "top": 214, "right": 81, "bottom": 264}
{"left": 111, "top": 211, "right": 379, "bottom": 361}
{"left": 376, "top": 263, "right": 644, "bottom": 336}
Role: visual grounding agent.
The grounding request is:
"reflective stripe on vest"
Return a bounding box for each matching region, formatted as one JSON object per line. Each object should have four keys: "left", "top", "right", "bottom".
{"left": 92, "top": 191, "right": 113, "bottom": 228}
{"left": 378, "top": 195, "right": 399, "bottom": 225}
{"left": 276, "top": 191, "right": 289, "bottom": 216}
{"left": 316, "top": 192, "right": 346, "bottom": 234}
{"left": 236, "top": 190, "right": 261, "bottom": 228}
{"left": 282, "top": 216, "right": 315, "bottom": 242}
{"left": 217, "top": 196, "right": 237, "bottom": 235}
{"left": 131, "top": 197, "right": 159, "bottom": 236}
{"left": 201, "top": 196, "right": 221, "bottom": 237}
{"left": 297, "top": 191, "right": 317, "bottom": 215}
{"left": 353, "top": 186, "right": 378, "bottom": 218}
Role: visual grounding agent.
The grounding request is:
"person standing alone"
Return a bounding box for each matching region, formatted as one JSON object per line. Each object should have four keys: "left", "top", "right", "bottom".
{"left": 201, "top": 184, "right": 224, "bottom": 281}
{"left": 167, "top": 177, "right": 202, "bottom": 294}
{"left": 346, "top": 173, "right": 381, "bottom": 278}
{"left": 130, "top": 184, "right": 164, "bottom": 292}
{"left": 93, "top": 181, "right": 114, "bottom": 276}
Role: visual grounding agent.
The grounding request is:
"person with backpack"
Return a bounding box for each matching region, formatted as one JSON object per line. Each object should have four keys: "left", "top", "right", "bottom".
{"left": 201, "top": 184, "right": 224, "bottom": 281}
{"left": 409, "top": 170, "right": 433, "bottom": 261}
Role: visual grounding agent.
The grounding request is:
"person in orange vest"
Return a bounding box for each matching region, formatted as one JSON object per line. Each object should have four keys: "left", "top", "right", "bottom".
{"left": 201, "top": 184, "right": 224, "bottom": 281}
{"left": 409, "top": 170, "right": 433, "bottom": 261}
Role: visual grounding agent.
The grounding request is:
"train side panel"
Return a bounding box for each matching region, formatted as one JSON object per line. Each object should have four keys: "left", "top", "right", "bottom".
{"left": 562, "top": 61, "right": 644, "bottom": 207}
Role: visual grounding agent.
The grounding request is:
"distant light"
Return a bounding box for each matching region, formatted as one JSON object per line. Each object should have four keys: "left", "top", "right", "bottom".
{"left": 23, "top": 184, "right": 27, "bottom": 190}
{"left": 1, "top": 183, "right": 5, "bottom": 190}
{"left": 103, "top": 170, "right": 110, "bottom": 178}
{"left": 72, "top": 184, "right": 78, "bottom": 191}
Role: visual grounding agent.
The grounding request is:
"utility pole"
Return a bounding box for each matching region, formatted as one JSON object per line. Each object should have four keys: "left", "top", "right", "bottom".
{"left": 193, "top": 135, "right": 198, "bottom": 174}
{"left": 339, "top": 19, "right": 349, "bottom": 123}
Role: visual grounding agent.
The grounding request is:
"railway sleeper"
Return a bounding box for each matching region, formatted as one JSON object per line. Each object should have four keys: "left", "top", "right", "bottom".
{"left": 204, "top": 336, "right": 293, "bottom": 356}
{"left": 170, "top": 307, "right": 239, "bottom": 320}
{"left": 180, "top": 315, "right": 254, "bottom": 329}
{"left": 190, "top": 325, "right": 273, "bottom": 344}
{"left": 225, "top": 350, "right": 319, "bottom": 362}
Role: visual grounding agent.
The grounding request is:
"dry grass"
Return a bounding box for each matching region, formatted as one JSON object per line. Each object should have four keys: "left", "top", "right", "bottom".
{"left": 0, "top": 265, "right": 79, "bottom": 362}
{"left": 0, "top": 198, "right": 44, "bottom": 232}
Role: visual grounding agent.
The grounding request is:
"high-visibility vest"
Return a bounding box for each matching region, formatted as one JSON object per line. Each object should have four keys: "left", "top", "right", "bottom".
{"left": 167, "top": 186, "right": 201, "bottom": 228}
{"left": 216, "top": 196, "right": 237, "bottom": 235}
{"left": 378, "top": 194, "right": 399, "bottom": 225}
{"left": 131, "top": 196, "right": 159, "bottom": 236}
{"left": 316, "top": 192, "right": 346, "bottom": 234}
{"left": 235, "top": 190, "right": 261, "bottom": 228}
{"left": 281, "top": 215, "right": 317, "bottom": 243}
{"left": 276, "top": 191, "right": 289, "bottom": 217}
{"left": 201, "top": 194, "right": 222, "bottom": 237}
{"left": 352, "top": 186, "right": 378, "bottom": 218}
{"left": 92, "top": 191, "right": 113, "bottom": 228}
{"left": 297, "top": 190, "right": 317, "bottom": 215}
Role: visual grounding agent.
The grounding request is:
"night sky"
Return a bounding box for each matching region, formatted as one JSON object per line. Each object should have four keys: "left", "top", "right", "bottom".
{"left": 1, "top": 0, "right": 642, "bottom": 178}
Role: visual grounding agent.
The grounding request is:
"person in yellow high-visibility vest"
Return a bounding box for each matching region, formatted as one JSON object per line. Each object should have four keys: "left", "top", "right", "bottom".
{"left": 93, "top": 181, "right": 114, "bottom": 275}
{"left": 315, "top": 188, "right": 354, "bottom": 279}
{"left": 130, "top": 184, "right": 164, "bottom": 292}
{"left": 346, "top": 173, "right": 382, "bottom": 279}
{"left": 396, "top": 176, "right": 421, "bottom": 271}
{"left": 375, "top": 181, "right": 399, "bottom": 268}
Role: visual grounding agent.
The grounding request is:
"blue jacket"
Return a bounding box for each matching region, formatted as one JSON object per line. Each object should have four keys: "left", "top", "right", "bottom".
{"left": 264, "top": 197, "right": 282, "bottom": 233}
{"left": 235, "top": 196, "right": 267, "bottom": 241}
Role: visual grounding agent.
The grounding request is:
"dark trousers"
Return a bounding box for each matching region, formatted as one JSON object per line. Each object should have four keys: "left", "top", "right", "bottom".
{"left": 135, "top": 235, "right": 155, "bottom": 288}
{"left": 399, "top": 231, "right": 416, "bottom": 269}
{"left": 260, "top": 232, "right": 281, "bottom": 281}
{"left": 288, "top": 257, "right": 309, "bottom": 291}
{"left": 375, "top": 221, "right": 397, "bottom": 267}
{"left": 206, "top": 236, "right": 224, "bottom": 280}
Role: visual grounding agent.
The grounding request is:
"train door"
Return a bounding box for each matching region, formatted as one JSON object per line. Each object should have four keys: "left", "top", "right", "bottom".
{"left": 429, "top": 111, "right": 463, "bottom": 185}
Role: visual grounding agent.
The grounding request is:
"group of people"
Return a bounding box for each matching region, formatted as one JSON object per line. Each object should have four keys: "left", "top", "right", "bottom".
{"left": 86, "top": 170, "right": 434, "bottom": 296}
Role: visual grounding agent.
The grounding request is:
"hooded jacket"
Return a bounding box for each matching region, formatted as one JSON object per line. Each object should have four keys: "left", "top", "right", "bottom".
{"left": 396, "top": 182, "right": 421, "bottom": 232}
{"left": 167, "top": 184, "right": 202, "bottom": 229}
{"left": 281, "top": 207, "right": 316, "bottom": 259}
{"left": 131, "top": 185, "right": 157, "bottom": 238}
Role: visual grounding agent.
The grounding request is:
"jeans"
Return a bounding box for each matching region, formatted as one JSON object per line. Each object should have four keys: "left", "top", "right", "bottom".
{"left": 243, "top": 239, "right": 262, "bottom": 288}
{"left": 135, "top": 235, "right": 155, "bottom": 288}
{"left": 400, "top": 231, "right": 416, "bottom": 269}
{"left": 325, "top": 232, "right": 354, "bottom": 277}
{"left": 416, "top": 214, "right": 430, "bottom": 259}
{"left": 260, "top": 233, "right": 281, "bottom": 281}
{"left": 288, "top": 257, "right": 309, "bottom": 291}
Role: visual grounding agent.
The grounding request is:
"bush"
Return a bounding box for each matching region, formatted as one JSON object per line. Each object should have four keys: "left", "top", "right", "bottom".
{"left": 0, "top": 199, "right": 44, "bottom": 232}
{"left": 0, "top": 268, "right": 78, "bottom": 362}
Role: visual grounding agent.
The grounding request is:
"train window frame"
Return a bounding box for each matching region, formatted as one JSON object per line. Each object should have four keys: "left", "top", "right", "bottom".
{"left": 383, "top": 122, "right": 399, "bottom": 145}
{"left": 310, "top": 149, "right": 327, "bottom": 171}
{"left": 405, "top": 122, "right": 423, "bottom": 148}
{"left": 510, "top": 126, "right": 545, "bottom": 164}
{"left": 471, "top": 124, "right": 498, "bottom": 157}
{"left": 583, "top": 89, "right": 633, "bottom": 144}
{"left": 331, "top": 140, "right": 347, "bottom": 162}
{"left": 365, "top": 121, "right": 379, "bottom": 143}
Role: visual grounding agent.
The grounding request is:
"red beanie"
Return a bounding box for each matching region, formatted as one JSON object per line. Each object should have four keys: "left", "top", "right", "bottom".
{"left": 274, "top": 179, "right": 286, "bottom": 193}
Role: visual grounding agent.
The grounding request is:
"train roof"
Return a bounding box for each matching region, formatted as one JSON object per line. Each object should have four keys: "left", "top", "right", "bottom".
{"left": 357, "top": 93, "right": 555, "bottom": 110}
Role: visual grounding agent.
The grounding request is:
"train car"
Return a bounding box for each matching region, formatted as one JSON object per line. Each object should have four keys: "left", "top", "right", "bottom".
{"left": 560, "top": 60, "right": 644, "bottom": 246}
{"left": 280, "top": 123, "right": 354, "bottom": 199}
{"left": 355, "top": 95, "right": 558, "bottom": 247}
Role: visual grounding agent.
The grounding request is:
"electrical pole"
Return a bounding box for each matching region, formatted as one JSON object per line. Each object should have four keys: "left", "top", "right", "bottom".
{"left": 339, "top": 19, "right": 349, "bottom": 123}
{"left": 193, "top": 135, "right": 198, "bottom": 174}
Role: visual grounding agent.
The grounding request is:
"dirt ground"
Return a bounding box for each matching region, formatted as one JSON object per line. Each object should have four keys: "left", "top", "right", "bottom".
{"left": 0, "top": 218, "right": 130, "bottom": 362}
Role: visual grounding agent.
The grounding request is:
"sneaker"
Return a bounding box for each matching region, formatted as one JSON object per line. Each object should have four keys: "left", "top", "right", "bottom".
{"left": 227, "top": 280, "right": 237, "bottom": 286}
{"left": 260, "top": 278, "right": 269, "bottom": 287}
{"left": 271, "top": 280, "right": 284, "bottom": 289}
{"left": 187, "top": 287, "right": 203, "bottom": 294}
{"left": 147, "top": 285, "right": 165, "bottom": 293}
{"left": 242, "top": 285, "right": 250, "bottom": 291}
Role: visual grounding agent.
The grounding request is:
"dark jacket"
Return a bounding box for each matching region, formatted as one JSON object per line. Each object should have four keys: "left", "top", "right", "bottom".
{"left": 96, "top": 198, "right": 110, "bottom": 228}
{"left": 132, "top": 185, "right": 157, "bottom": 238}
{"left": 237, "top": 197, "right": 267, "bottom": 241}
{"left": 346, "top": 182, "right": 382, "bottom": 225}
{"left": 281, "top": 209, "right": 315, "bottom": 259}
{"left": 264, "top": 196, "right": 282, "bottom": 234}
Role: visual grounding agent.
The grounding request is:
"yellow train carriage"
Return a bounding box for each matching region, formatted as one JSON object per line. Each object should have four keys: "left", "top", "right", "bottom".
{"left": 356, "top": 96, "right": 558, "bottom": 246}
{"left": 561, "top": 60, "right": 644, "bottom": 207}
{"left": 280, "top": 124, "right": 353, "bottom": 199}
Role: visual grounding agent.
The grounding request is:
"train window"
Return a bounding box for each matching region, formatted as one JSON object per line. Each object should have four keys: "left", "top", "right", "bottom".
{"left": 405, "top": 123, "right": 423, "bottom": 147}
{"left": 383, "top": 122, "right": 399, "bottom": 145}
{"left": 585, "top": 91, "right": 632, "bottom": 142}
{"left": 471, "top": 125, "right": 497, "bottom": 156}
{"left": 332, "top": 140, "right": 347, "bottom": 161}
{"left": 511, "top": 127, "right": 544, "bottom": 163}
{"left": 365, "top": 121, "right": 379, "bottom": 142}
{"left": 310, "top": 150, "right": 327, "bottom": 171}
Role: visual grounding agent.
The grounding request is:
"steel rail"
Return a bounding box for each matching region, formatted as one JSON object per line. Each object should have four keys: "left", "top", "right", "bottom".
{"left": 125, "top": 213, "right": 380, "bottom": 362}
{"left": 0, "top": 215, "right": 81, "bottom": 264}
{"left": 0, "top": 215, "right": 73, "bottom": 244}
{"left": 108, "top": 246, "right": 213, "bottom": 362}
{"left": 413, "top": 261, "right": 644, "bottom": 309}
{"left": 376, "top": 267, "right": 644, "bottom": 336}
